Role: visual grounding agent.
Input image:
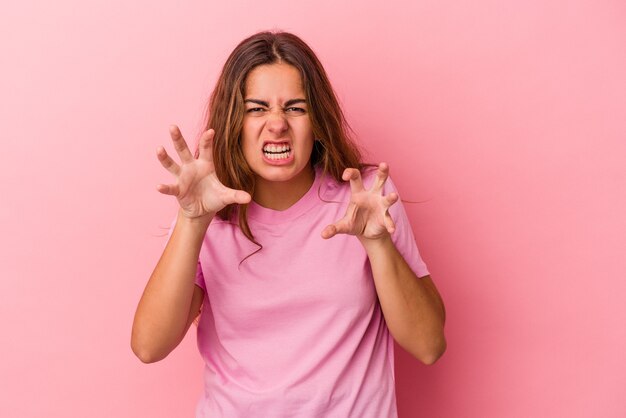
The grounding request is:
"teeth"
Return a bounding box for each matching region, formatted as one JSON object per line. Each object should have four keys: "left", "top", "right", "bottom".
{"left": 263, "top": 150, "right": 291, "bottom": 160}
{"left": 263, "top": 143, "right": 291, "bottom": 161}
{"left": 263, "top": 143, "right": 291, "bottom": 153}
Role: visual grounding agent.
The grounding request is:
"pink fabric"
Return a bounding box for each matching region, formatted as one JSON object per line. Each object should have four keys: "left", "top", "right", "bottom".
{"left": 175, "top": 165, "right": 429, "bottom": 417}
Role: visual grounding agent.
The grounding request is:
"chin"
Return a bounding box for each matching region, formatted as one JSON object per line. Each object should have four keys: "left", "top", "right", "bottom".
{"left": 252, "top": 162, "right": 312, "bottom": 184}
{"left": 255, "top": 167, "right": 299, "bottom": 182}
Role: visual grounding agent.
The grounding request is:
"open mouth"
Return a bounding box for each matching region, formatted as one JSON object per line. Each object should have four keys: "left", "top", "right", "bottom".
{"left": 263, "top": 143, "right": 292, "bottom": 160}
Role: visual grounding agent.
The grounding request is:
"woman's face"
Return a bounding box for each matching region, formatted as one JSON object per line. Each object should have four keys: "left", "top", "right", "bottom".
{"left": 241, "top": 63, "right": 315, "bottom": 186}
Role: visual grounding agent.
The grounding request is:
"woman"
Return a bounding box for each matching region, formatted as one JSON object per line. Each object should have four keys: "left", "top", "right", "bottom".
{"left": 132, "top": 31, "right": 446, "bottom": 417}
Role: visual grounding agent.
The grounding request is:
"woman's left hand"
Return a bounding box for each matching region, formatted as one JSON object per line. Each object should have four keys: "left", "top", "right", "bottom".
{"left": 321, "top": 162, "right": 399, "bottom": 241}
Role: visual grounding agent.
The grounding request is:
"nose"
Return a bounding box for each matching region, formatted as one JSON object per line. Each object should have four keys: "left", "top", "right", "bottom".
{"left": 266, "top": 109, "right": 288, "bottom": 134}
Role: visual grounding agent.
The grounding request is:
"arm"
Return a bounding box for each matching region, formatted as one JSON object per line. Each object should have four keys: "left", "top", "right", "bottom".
{"left": 131, "top": 210, "right": 209, "bottom": 363}
{"left": 131, "top": 126, "right": 251, "bottom": 363}
{"left": 322, "top": 163, "right": 446, "bottom": 365}
{"left": 360, "top": 236, "right": 446, "bottom": 365}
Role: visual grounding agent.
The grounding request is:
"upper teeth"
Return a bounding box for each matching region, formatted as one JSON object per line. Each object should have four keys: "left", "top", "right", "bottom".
{"left": 263, "top": 144, "right": 290, "bottom": 153}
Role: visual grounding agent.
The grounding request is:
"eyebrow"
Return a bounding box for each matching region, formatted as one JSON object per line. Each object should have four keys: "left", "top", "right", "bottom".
{"left": 244, "top": 98, "right": 307, "bottom": 107}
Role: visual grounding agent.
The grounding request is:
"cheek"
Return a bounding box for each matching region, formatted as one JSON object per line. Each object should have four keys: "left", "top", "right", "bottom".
{"left": 243, "top": 116, "right": 265, "bottom": 131}
{"left": 240, "top": 132, "right": 255, "bottom": 158}
{"left": 241, "top": 120, "right": 261, "bottom": 144}
{"left": 295, "top": 121, "right": 314, "bottom": 142}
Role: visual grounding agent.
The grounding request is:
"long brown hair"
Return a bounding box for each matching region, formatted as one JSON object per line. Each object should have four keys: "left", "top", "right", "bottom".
{"left": 198, "top": 31, "right": 364, "bottom": 244}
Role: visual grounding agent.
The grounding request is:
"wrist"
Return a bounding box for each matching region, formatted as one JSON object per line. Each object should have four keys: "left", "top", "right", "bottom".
{"left": 358, "top": 232, "right": 393, "bottom": 253}
{"left": 177, "top": 208, "right": 214, "bottom": 230}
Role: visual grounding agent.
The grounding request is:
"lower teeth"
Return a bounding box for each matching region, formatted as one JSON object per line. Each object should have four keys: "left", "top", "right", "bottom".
{"left": 265, "top": 152, "right": 290, "bottom": 160}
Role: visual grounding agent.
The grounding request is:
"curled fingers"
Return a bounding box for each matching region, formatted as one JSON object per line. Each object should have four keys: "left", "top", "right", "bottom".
{"left": 197, "top": 129, "right": 215, "bottom": 162}
{"left": 169, "top": 125, "right": 194, "bottom": 163}
{"left": 156, "top": 183, "right": 180, "bottom": 196}
{"left": 371, "top": 162, "right": 389, "bottom": 193}
{"left": 156, "top": 146, "right": 181, "bottom": 176}
{"left": 342, "top": 168, "right": 365, "bottom": 194}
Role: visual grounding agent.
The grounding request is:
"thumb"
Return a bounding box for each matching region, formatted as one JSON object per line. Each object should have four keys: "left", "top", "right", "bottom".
{"left": 321, "top": 224, "right": 338, "bottom": 240}
{"left": 230, "top": 189, "right": 252, "bottom": 205}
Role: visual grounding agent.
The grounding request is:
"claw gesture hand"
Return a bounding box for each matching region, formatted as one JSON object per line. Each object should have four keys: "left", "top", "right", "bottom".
{"left": 156, "top": 125, "right": 251, "bottom": 219}
{"left": 321, "top": 163, "right": 399, "bottom": 241}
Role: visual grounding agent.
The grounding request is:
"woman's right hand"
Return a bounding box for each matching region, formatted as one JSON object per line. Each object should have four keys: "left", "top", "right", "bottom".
{"left": 156, "top": 125, "right": 251, "bottom": 219}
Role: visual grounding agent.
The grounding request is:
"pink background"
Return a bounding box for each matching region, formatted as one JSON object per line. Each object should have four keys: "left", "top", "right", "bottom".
{"left": 1, "top": 1, "right": 625, "bottom": 417}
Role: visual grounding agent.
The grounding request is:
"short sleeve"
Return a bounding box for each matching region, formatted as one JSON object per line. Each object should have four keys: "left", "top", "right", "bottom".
{"left": 382, "top": 177, "right": 430, "bottom": 279}
{"left": 165, "top": 216, "right": 207, "bottom": 291}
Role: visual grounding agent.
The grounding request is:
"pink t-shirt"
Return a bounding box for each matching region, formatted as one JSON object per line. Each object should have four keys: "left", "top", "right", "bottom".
{"left": 172, "top": 165, "right": 429, "bottom": 417}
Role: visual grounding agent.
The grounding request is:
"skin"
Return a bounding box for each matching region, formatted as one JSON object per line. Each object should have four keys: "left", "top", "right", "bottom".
{"left": 242, "top": 62, "right": 316, "bottom": 210}
{"left": 131, "top": 127, "right": 249, "bottom": 363}
{"left": 131, "top": 62, "right": 446, "bottom": 365}
{"left": 322, "top": 163, "right": 447, "bottom": 363}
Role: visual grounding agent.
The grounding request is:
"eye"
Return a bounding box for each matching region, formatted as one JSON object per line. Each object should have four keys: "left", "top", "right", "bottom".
{"left": 285, "top": 107, "right": 306, "bottom": 113}
{"left": 246, "top": 107, "right": 266, "bottom": 113}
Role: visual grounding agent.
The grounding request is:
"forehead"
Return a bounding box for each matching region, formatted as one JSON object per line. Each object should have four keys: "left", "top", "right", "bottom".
{"left": 244, "top": 63, "right": 304, "bottom": 98}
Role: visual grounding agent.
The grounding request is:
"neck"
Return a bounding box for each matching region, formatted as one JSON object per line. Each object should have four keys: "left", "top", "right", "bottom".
{"left": 252, "top": 165, "right": 316, "bottom": 211}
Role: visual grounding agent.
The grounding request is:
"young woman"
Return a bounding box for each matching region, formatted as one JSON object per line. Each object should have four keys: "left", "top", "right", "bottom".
{"left": 132, "top": 31, "right": 446, "bottom": 417}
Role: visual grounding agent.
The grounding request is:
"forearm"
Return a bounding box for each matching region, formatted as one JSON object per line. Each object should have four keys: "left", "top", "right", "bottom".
{"left": 361, "top": 235, "right": 446, "bottom": 364}
{"left": 131, "top": 209, "right": 212, "bottom": 362}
